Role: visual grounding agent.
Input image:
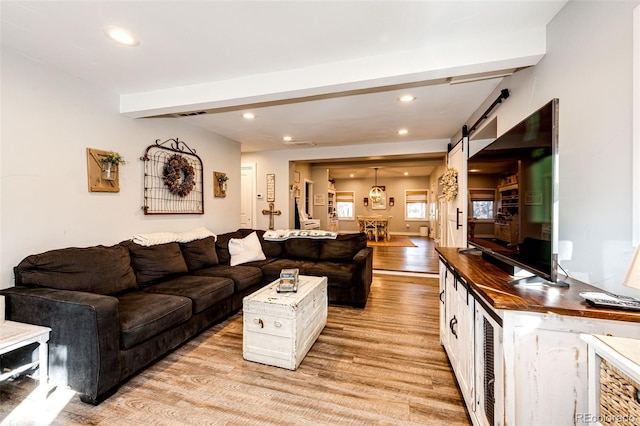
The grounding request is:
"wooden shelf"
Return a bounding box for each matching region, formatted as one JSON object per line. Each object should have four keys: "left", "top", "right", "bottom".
{"left": 498, "top": 183, "right": 518, "bottom": 192}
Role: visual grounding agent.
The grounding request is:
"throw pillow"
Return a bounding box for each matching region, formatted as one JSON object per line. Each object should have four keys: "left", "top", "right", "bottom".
{"left": 180, "top": 236, "right": 219, "bottom": 271}
{"left": 228, "top": 231, "right": 266, "bottom": 266}
{"left": 125, "top": 241, "right": 188, "bottom": 286}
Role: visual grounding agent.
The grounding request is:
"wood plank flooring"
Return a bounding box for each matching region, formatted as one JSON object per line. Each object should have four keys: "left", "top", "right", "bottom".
{"left": 1, "top": 237, "right": 469, "bottom": 425}
{"left": 372, "top": 235, "right": 440, "bottom": 274}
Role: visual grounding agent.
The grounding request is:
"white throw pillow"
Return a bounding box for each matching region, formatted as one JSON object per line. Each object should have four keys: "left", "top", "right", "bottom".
{"left": 228, "top": 231, "right": 266, "bottom": 266}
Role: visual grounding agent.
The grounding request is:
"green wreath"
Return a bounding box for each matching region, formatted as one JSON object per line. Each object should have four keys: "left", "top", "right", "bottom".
{"left": 163, "top": 154, "right": 196, "bottom": 197}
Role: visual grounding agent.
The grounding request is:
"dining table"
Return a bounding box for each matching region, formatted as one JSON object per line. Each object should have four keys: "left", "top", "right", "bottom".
{"left": 357, "top": 215, "right": 390, "bottom": 242}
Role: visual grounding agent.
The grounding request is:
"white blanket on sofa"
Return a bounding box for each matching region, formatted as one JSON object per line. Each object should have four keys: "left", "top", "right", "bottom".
{"left": 263, "top": 229, "right": 338, "bottom": 241}
{"left": 132, "top": 227, "right": 216, "bottom": 246}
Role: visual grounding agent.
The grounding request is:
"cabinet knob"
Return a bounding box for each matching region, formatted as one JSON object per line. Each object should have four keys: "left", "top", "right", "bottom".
{"left": 254, "top": 318, "right": 264, "bottom": 328}
{"left": 274, "top": 321, "right": 282, "bottom": 328}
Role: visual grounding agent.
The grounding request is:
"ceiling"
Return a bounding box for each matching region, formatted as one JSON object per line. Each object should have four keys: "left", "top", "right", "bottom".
{"left": 1, "top": 1, "right": 568, "bottom": 176}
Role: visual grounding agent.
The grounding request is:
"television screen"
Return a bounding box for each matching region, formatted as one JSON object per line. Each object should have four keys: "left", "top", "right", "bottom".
{"left": 467, "top": 99, "right": 561, "bottom": 285}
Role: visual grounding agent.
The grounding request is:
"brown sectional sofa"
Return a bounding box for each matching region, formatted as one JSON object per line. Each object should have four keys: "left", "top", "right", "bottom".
{"left": 0, "top": 229, "right": 372, "bottom": 404}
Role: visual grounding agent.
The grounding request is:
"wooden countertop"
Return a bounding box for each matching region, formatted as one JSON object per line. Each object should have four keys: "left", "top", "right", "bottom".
{"left": 437, "top": 247, "right": 640, "bottom": 324}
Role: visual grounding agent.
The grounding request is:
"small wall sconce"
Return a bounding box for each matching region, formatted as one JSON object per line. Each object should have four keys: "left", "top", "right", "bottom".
{"left": 363, "top": 197, "right": 369, "bottom": 206}
{"left": 389, "top": 197, "right": 395, "bottom": 206}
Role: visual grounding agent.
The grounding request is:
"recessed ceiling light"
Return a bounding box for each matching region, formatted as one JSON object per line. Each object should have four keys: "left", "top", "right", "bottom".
{"left": 398, "top": 129, "right": 409, "bottom": 135}
{"left": 283, "top": 136, "right": 293, "bottom": 142}
{"left": 404, "top": 172, "right": 409, "bottom": 176}
{"left": 350, "top": 173, "right": 355, "bottom": 178}
{"left": 103, "top": 26, "right": 139, "bottom": 46}
{"left": 242, "top": 112, "right": 256, "bottom": 120}
{"left": 398, "top": 95, "right": 416, "bottom": 103}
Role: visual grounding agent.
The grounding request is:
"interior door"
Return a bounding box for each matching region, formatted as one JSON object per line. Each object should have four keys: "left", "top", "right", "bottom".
{"left": 240, "top": 163, "right": 256, "bottom": 229}
{"left": 438, "top": 195, "right": 447, "bottom": 246}
{"left": 446, "top": 138, "right": 467, "bottom": 247}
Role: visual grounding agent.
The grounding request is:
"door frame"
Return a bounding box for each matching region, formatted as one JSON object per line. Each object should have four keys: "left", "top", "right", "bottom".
{"left": 241, "top": 162, "right": 257, "bottom": 229}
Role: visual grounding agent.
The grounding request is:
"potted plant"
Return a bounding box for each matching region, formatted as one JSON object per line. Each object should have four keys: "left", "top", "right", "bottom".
{"left": 100, "top": 152, "right": 126, "bottom": 181}
{"left": 217, "top": 174, "right": 229, "bottom": 193}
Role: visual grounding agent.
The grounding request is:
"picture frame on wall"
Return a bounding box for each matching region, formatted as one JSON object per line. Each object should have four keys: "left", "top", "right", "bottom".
{"left": 267, "top": 173, "right": 275, "bottom": 202}
{"left": 314, "top": 194, "right": 325, "bottom": 206}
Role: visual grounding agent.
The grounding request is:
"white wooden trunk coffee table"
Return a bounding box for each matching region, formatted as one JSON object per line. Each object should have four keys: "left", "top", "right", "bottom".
{"left": 243, "top": 275, "right": 327, "bottom": 370}
{"left": 0, "top": 320, "right": 51, "bottom": 384}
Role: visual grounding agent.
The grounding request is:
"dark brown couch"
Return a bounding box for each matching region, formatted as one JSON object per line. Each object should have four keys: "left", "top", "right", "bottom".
{"left": 0, "top": 229, "right": 372, "bottom": 404}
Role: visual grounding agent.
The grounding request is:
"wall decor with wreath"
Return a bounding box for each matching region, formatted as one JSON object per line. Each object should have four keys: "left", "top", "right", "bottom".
{"left": 141, "top": 138, "right": 204, "bottom": 214}
{"left": 442, "top": 167, "right": 459, "bottom": 202}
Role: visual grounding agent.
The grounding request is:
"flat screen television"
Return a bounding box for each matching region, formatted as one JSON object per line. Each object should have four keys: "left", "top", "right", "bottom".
{"left": 466, "top": 98, "right": 566, "bottom": 286}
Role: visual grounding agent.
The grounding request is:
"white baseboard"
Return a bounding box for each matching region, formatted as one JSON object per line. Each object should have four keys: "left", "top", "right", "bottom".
{"left": 373, "top": 270, "right": 439, "bottom": 278}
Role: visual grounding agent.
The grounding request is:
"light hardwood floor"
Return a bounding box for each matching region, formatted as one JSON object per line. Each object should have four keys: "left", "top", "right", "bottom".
{"left": 1, "top": 237, "right": 469, "bottom": 425}
{"left": 372, "top": 236, "right": 440, "bottom": 274}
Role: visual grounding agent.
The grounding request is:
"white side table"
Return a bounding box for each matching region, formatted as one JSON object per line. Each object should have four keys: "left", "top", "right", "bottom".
{"left": 582, "top": 334, "right": 640, "bottom": 425}
{"left": 0, "top": 320, "right": 51, "bottom": 385}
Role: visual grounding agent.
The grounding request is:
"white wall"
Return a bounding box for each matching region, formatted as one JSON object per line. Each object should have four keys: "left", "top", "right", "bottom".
{"left": 242, "top": 139, "right": 450, "bottom": 231}
{"left": 0, "top": 49, "right": 242, "bottom": 289}
{"left": 328, "top": 176, "right": 430, "bottom": 234}
{"left": 464, "top": 1, "right": 640, "bottom": 293}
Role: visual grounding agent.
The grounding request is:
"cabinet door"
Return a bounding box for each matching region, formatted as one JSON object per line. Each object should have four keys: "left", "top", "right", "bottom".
{"left": 444, "top": 265, "right": 457, "bottom": 356}
{"left": 444, "top": 271, "right": 475, "bottom": 404}
{"left": 453, "top": 276, "right": 475, "bottom": 404}
{"left": 439, "top": 261, "right": 449, "bottom": 348}
{"left": 475, "top": 302, "right": 504, "bottom": 426}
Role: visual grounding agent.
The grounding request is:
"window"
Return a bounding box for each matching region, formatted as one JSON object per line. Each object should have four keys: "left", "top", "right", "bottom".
{"left": 469, "top": 189, "right": 496, "bottom": 219}
{"left": 336, "top": 191, "right": 355, "bottom": 220}
{"left": 405, "top": 189, "right": 428, "bottom": 220}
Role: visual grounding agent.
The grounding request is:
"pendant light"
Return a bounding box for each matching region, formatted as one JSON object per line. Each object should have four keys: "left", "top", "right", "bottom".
{"left": 369, "top": 168, "right": 383, "bottom": 203}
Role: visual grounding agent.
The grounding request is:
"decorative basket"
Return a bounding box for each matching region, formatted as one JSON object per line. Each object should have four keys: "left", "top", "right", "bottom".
{"left": 600, "top": 359, "right": 640, "bottom": 424}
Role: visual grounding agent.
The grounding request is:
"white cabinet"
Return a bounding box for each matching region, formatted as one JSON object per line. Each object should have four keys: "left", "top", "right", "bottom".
{"left": 438, "top": 249, "right": 640, "bottom": 426}
{"left": 440, "top": 258, "right": 502, "bottom": 425}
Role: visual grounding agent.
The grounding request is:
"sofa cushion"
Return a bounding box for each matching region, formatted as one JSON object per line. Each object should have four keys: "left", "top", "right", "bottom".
{"left": 259, "top": 259, "right": 319, "bottom": 284}
{"left": 180, "top": 236, "right": 218, "bottom": 271}
{"left": 124, "top": 241, "right": 188, "bottom": 286}
{"left": 306, "top": 261, "right": 354, "bottom": 288}
{"left": 117, "top": 292, "right": 192, "bottom": 350}
{"left": 228, "top": 231, "right": 266, "bottom": 266}
{"left": 193, "top": 264, "right": 262, "bottom": 292}
{"left": 14, "top": 245, "right": 137, "bottom": 295}
{"left": 283, "top": 239, "right": 320, "bottom": 261}
{"left": 215, "top": 231, "right": 242, "bottom": 265}
{"left": 143, "top": 275, "right": 233, "bottom": 314}
{"left": 318, "top": 233, "right": 367, "bottom": 262}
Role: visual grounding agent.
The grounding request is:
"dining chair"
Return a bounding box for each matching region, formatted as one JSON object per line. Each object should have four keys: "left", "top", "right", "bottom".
{"left": 356, "top": 215, "right": 365, "bottom": 233}
{"left": 382, "top": 216, "right": 392, "bottom": 241}
{"left": 363, "top": 216, "right": 379, "bottom": 241}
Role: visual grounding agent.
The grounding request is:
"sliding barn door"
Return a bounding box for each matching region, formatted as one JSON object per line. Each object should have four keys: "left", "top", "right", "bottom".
{"left": 446, "top": 138, "right": 467, "bottom": 248}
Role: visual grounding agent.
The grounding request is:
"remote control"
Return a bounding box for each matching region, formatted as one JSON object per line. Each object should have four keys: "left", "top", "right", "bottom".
{"left": 580, "top": 292, "right": 640, "bottom": 311}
